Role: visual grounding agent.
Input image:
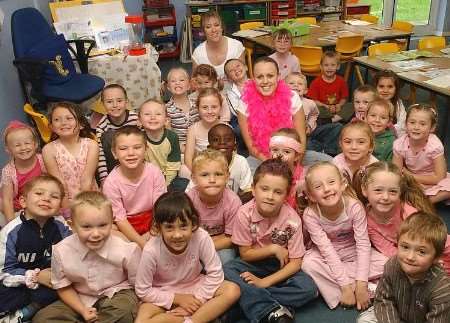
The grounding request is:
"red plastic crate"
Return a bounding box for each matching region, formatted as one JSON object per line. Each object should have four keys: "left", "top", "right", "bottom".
{"left": 145, "top": 0, "right": 169, "bottom": 7}
{"left": 271, "top": 8, "right": 296, "bottom": 16}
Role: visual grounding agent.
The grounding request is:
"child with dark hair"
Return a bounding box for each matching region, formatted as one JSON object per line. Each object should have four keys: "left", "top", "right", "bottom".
{"left": 0, "top": 175, "right": 71, "bottom": 322}
{"left": 358, "top": 212, "right": 450, "bottom": 323}
{"left": 224, "top": 159, "right": 317, "bottom": 323}
{"left": 135, "top": 191, "right": 240, "bottom": 323}
{"left": 269, "top": 28, "right": 300, "bottom": 79}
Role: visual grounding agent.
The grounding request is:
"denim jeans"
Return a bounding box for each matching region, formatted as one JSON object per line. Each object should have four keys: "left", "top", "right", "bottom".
{"left": 224, "top": 258, "right": 318, "bottom": 323}
{"left": 217, "top": 248, "right": 236, "bottom": 265}
{"left": 308, "top": 122, "right": 343, "bottom": 156}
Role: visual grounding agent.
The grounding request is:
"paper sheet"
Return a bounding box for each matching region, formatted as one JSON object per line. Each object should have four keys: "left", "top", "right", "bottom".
{"left": 418, "top": 68, "right": 450, "bottom": 79}
{"left": 344, "top": 20, "right": 373, "bottom": 26}
{"left": 389, "top": 60, "right": 434, "bottom": 71}
{"left": 232, "top": 29, "right": 269, "bottom": 38}
{"left": 424, "top": 75, "right": 450, "bottom": 88}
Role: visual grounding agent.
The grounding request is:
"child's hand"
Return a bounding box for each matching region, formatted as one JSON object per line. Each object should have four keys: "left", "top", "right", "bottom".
{"left": 81, "top": 307, "right": 97, "bottom": 322}
{"left": 240, "top": 271, "right": 269, "bottom": 288}
{"left": 340, "top": 284, "right": 356, "bottom": 308}
{"left": 173, "top": 293, "right": 202, "bottom": 314}
{"left": 169, "top": 306, "right": 191, "bottom": 317}
{"left": 355, "top": 281, "right": 370, "bottom": 310}
{"left": 37, "top": 268, "right": 52, "bottom": 289}
{"left": 271, "top": 244, "right": 289, "bottom": 268}
{"left": 335, "top": 104, "right": 342, "bottom": 113}
{"left": 329, "top": 105, "right": 337, "bottom": 114}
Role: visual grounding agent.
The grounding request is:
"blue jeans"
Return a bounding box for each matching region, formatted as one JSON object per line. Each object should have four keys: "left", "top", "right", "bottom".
{"left": 217, "top": 248, "right": 236, "bottom": 265}
{"left": 308, "top": 123, "right": 343, "bottom": 156}
{"left": 224, "top": 258, "right": 318, "bottom": 323}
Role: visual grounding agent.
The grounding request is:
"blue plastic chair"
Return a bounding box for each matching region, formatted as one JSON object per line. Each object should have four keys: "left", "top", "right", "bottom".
{"left": 11, "top": 7, "right": 104, "bottom": 108}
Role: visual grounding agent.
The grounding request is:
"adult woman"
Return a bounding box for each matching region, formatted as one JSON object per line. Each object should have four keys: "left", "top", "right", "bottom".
{"left": 237, "top": 56, "right": 307, "bottom": 168}
{"left": 192, "top": 11, "right": 245, "bottom": 81}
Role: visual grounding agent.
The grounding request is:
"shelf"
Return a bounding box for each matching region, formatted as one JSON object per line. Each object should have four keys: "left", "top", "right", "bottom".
{"left": 145, "top": 17, "right": 176, "bottom": 27}
{"left": 159, "top": 46, "right": 180, "bottom": 58}
{"left": 237, "top": 18, "right": 266, "bottom": 23}
{"left": 150, "top": 34, "right": 178, "bottom": 44}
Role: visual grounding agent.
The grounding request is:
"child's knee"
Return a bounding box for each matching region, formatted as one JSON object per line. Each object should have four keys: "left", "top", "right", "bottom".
{"left": 221, "top": 281, "right": 241, "bottom": 301}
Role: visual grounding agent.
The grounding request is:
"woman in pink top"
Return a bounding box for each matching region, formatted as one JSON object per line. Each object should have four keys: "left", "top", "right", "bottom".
{"left": 333, "top": 121, "right": 378, "bottom": 182}
{"left": 302, "top": 162, "right": 386, "bottom": 310}
{"left": 1, "top": 121, "right": 46, "bottom": 223}
{"left": 187, "top": 149, "right": 241, "bottom": 265}
{"left": 103, "top": 126, "right": 166, "bottom": 249}
{"left": 392, "top": 103, "right": 450, "bottom": 204}
{"left": 135, "top": 192, "right": 240, "bottom": 323}
{"left": 354, "top": 161, "right": 450, "bottom": 275}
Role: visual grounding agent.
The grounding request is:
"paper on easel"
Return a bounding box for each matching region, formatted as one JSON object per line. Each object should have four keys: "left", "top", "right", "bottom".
{"left": 91, "top": 14, "right": 128, "bottom": 50}
{"left": 54, "top": 19, "right": 93, "bottom": 40}
{"left": 54, "top": 2, "right": 124, "bottom": 22}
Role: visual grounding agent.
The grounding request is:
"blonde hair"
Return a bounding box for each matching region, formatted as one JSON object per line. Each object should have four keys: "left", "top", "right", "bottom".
{"left": 366, "top": 98, "right": 394, "bottom": 120}
{"left": 354, "top": 84, "right": 377, "bottom": 98}
{"left": 299, "top": 162, "right": 357, "bottom": 211}
{"left": 23, "top": 174, "right": 65, "bottom": 199}
{"left": 138, "top": 98, "right": 166, "bottom": 117}
{"left": 196, "top": 87, "right": 223, "bottom": 110}
{"left": 167, "top": 67, "right": 190, "bottom": 82}
{"left": 406, "top": 103, "right": 438, "bottom": 127}
{"left": 353, "top": 161, "right": 435, "bottom": 215}
{"left": 192, "top": 148, "right": 229, "bottom": 174}
{"left": 70, "top": 191, "right": 113, "bottom": 220}
{"left": 340, "top": 120, "right": 375, "bottom": 151}
{"left": 285, "top": 72, "right": 307, "bottom": 84}
{"left": 399, "top": 211, "right": 447, "bottom": 258}
{"left": 272, "top": 28, "right": 292, "bottom": 42}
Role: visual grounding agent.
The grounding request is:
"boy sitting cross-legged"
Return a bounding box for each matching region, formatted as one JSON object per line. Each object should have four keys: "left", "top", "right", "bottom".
{"left": 358, "top": 211, "right": 450, "bottom": 323}
{"left": 33, "top": 191, "right": 141, "bottom": 323}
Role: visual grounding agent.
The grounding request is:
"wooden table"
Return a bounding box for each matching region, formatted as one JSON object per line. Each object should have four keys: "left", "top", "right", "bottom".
{"left": 238, "top": 20, "right": 413, "bottom": 51}
{"left": 353, "top": 54, "right": 450, "bottom": 98}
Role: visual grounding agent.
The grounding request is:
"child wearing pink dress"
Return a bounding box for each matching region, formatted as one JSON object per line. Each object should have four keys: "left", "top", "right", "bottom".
{"left": 302, "top": 162, "right": 386, "bottom": 310}
{"left": 135, "top": 191, "right": 240, "bottom": 323}
{"left": 42, "top": 102, "right": 99, "bottom": 216}
{"left": 393, "top": 104, "right": 450, "bottom": 204}
{"left": 354, "top": 161, "right": 450, "bottom": 275}
{"left": 1, "top": 121, "right": 46, "bottom": 223}
{"left": 333, "top": 121, "right": 378, "bottom": 182}
{"left": 187, "top": 149, "right": 241, "bottom": 265}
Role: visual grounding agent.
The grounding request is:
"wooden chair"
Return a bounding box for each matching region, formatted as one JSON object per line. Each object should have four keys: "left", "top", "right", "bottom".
{"left": 418, "top": 36, "right": 446, "bottom": 50}
{"left": 295, "top": 17, "right": 317, "bottom": 25}
{"left": 240, "top": 22, "right": 264, "bottom": 78}
{"left": 391, "top": 21, "right": 414, "bottom": 50}
{"left": 360, "top": 14, "right": 379, "bottom": 24}
{"left": 291, "top": 46, "right": 323, "bottom": 77}
{"left": 23, "top": 103, "right": 51, "bottom": 143}
{"left": 335, "top": 35, "right": 364, "bottom": 84}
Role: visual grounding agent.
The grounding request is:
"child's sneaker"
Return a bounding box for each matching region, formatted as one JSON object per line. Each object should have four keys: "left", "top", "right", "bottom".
{"left": 265, "top": 305, "right": 294, "bottom": 323}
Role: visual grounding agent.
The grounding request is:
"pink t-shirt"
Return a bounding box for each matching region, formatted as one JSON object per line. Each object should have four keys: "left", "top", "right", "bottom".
{"left": 303, "top": 198, "right": 371, "bottom": 285}
{"left": 232, "top": 199, "right": 305, "bottom": 259}
{"left": 135, "top": 228, "right": 223, "bottom": 309}
{"left": 51, "top": 234, "right": 141, "bottom": 307}
{"left": 187, "top": 187, "right": 241, "bottom": 236}
{"left": 269, "top": 52, "right": 300, "bottom": 80}
{"left": 332, "top": 153, "right": 378, "bottom": 181}
{"left": 367, "top": 203, "right": 417, "bottom": 258}
{"left": 15, "top": 158, "right": 44, "bottom": 210}
{"left": 103, "top": 163, "right": 166, "bottom": 221}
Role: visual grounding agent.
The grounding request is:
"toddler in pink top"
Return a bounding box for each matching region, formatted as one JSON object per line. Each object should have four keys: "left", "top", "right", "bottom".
{"left": 103, "top": 125, "right": 166, "bottom": 249}
{"left": 223, "top": 159, "right": 318, "bottom": 323}
{"left": 33, "top": 191, "right": 141, "bottom": 323}
{"left": 302, "top": 162, "right": 386, "bottom": 310}
{"left": 1, "top": 121, "right": 46, "bottom": 224}
{"left": 269, "top": 28, "right": 300, "bottom": 80}
{"left": 135, "top": 191, "right": 240, "bottom": 323}
{"left": 187, "top": 149, "right": 241, "bottom": 265}
{"left": 354, "top": 161, "right": 450, "bottom": 275}
{"left": 392, "top": 103, "right": 450, "bottom": 204}
{"left": 333, "top": 121, "right": 378, "bottom": 182}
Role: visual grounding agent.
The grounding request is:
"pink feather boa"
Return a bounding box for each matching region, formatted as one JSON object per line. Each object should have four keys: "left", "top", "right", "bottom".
{"left": 243, "top": 79, "right": 294, "bottom": 156}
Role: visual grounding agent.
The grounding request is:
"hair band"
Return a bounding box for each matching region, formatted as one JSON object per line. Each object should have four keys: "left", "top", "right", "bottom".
{"left": 3, "top": 120, "right": 34, "bottom": 145}
{"left": 269, "top": 135, "right": 301, "bottom": 153}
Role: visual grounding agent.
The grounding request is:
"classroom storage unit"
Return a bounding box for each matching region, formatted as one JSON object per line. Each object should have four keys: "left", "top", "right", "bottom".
{"left": 296, "top": 0, "right": 346, "bottom": 21}
{"left": 143, "top": 2, "right": 180, "bottom": 58}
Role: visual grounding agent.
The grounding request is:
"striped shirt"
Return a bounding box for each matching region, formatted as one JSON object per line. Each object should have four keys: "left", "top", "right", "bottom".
{"left": 374, "top": 256, "right": 450, "bottom": 323}
{"left": 165, "top": 96, "right": 199, "bottom": 145}
{"left": 95, "top": 110, "right": 139, "bottom": 182}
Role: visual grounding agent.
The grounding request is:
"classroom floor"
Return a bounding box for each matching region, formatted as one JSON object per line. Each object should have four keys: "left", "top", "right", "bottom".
{"left": 157, "top": 56, "right": 450, "bottom": 323}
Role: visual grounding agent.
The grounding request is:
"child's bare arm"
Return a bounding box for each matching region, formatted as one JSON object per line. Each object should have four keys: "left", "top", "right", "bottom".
{"left": 57, "top": 286, "right": 97, "bottom": 322}
{"left": 2, "top": 183, "right": 16, "bottom": 222}
{"left": 115, "top": 219, "right": 147, "bottom": 249}
{"left": 391, "top": 153, "right": 404, "bottom": 171}
{"left": 37, "top": 268, "right": 52, "bottom": 289}
{"left": 293, "top": 109, "right": 307, "bottom": 155}
{"left": 239, "top": 244, "right": 289, "bottom": 267}
{"left": 242, "top": 258, "right": 302, "bottom": 288}
{"left": 238, "top": 113, "right": 266, "bottom": 161}
{"left": 184, "top": 126, "right": 196, "bottom": 171}
{"left": 80, "top": 139, "right": 99, "bottom": 191}
{"left": 212, "top": 234, "right": 233, "bottom": 250}
{"left": 408, "top": 155, "right": 447, "bottom": 185}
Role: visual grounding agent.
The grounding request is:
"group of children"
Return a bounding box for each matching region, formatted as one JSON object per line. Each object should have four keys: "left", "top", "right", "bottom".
{"left": 1, "top": 18, "right": 450, "bottom": 323}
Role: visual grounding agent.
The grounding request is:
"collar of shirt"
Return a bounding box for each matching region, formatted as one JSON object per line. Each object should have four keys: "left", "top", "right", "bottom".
{"left": 75, "top": 234, "right": 113, "bottom": 260}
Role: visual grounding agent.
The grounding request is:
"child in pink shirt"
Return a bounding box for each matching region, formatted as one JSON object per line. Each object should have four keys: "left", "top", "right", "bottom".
{"left": 333, "top": 121, "right": 378, "bottom": 182}
{"left": 33, "top": 191, "right": 141, "bottom": 323}
{"left": 302, "top": 162, "right": 386, "bottom": 310}
{"left": 223, "top": 159, "right": 318, "bottom": 323}
{"left": 135, "top": 191, "right": 240, "bottom": 323}
{"left": 187, "top": 149, "right": 241, "bottom": 265}
{"left": 103, "top": 125, "right": 166, "bottom": 249}
{"left": 1, "top": 121, "right": 46, "bottom": 223}
{"left": 269, "top": 28, "right": 300, "bottom": 79}
{"left": 392, "top": 103, "right": 450, "bottom": 204}
{"left": 354, "top": 161, "right": 450, "bottom": 275}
